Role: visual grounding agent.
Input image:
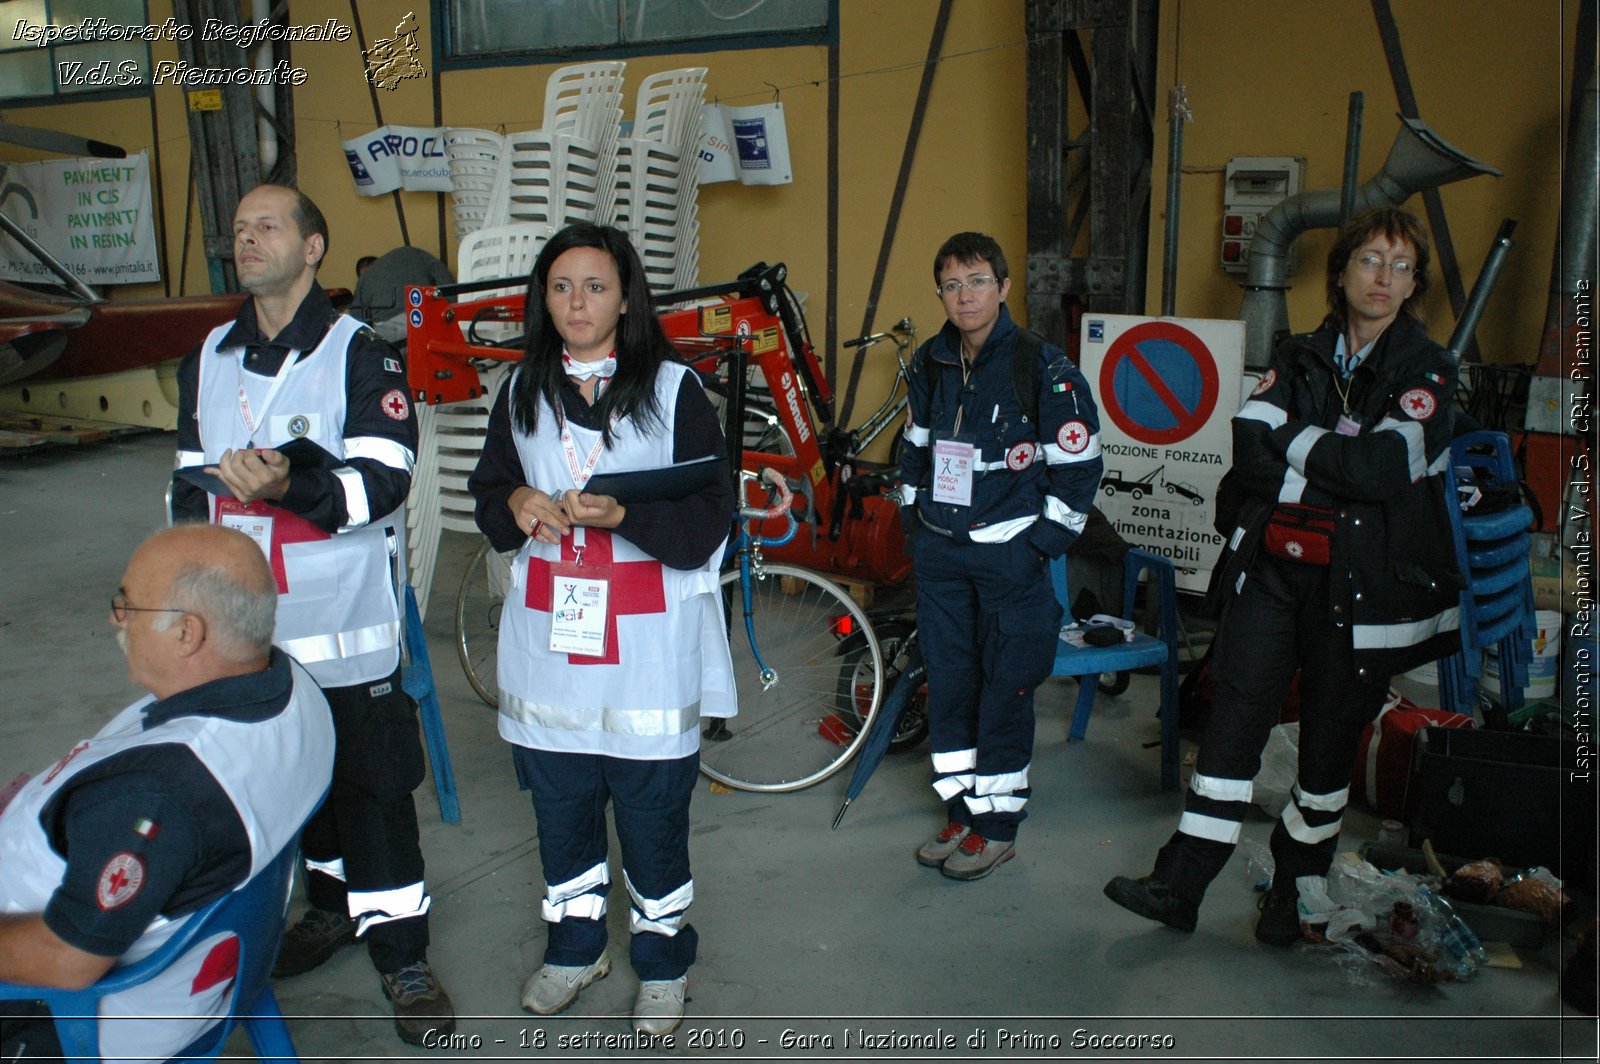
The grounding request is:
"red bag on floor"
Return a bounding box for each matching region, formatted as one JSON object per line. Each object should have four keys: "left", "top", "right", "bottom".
{"left": 1351, "top": 692, "right": 1475, "bottom": 819}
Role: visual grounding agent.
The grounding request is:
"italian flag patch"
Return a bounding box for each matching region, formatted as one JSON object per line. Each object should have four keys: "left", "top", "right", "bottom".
{"left": 133, "top": 817, "right": 159, "bottom": 840}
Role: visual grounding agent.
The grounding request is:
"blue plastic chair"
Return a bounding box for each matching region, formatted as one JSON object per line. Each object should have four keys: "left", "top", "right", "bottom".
{"left": 0, "top": 840, "right": 305, "bottom": 1062}
{"left": 400, "top": 584, "right": 461, "bottom": 823}
{"left": 1434, "top": 430, "right": 1537, "bottom": 716}
{"left": 1048, "top": 547, "right": 1182, "bottom": 790}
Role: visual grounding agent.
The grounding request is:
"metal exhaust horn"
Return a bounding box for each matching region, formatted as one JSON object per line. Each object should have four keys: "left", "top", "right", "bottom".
{"left": 1240, "top": 115, "right": 1501, "bottom": 367}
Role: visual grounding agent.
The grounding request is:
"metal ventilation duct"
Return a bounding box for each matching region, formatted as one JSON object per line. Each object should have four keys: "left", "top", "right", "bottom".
{"left": 1239, "top": 115, "right": 1501, "bottom": 368}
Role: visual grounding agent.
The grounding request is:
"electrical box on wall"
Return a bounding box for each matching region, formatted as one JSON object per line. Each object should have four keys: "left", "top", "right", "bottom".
{"left": 1221, "top": 156, "right": 1305, "bottom": 274}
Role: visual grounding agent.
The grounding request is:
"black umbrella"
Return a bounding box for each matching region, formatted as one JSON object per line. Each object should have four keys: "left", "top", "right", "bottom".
{"left": 831, "top": 631, "right": 924, "bottom": 828}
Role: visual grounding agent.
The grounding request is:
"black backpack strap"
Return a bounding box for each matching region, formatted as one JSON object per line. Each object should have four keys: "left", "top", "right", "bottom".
{"left": 1011, "top": 328, "right": 1044, "bottom": 424}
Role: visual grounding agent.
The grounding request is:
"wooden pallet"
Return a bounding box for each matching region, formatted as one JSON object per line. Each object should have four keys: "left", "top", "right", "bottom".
{"left": 0, "top": 414, "right": 150, "bottom": 452}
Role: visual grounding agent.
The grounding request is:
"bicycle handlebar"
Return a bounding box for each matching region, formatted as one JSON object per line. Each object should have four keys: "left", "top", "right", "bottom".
{"left": 738, "top": 466, "right": 794, "bottom": 521}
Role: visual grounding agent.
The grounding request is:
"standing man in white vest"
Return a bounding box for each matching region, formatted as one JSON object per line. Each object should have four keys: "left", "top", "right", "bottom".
{"left": 171, "top": 183, "right": 453, "bottom": 1044}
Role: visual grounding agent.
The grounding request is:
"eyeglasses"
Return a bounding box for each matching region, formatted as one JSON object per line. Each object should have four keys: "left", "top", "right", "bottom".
{"left": 1351, "top": 253, "right": 1416, "bottom": 277}
{"left": 110, "top": 591, "right": 187, "bottom": 623}
{"left": 936, "top": 275, "right": 999, "bottom": 298}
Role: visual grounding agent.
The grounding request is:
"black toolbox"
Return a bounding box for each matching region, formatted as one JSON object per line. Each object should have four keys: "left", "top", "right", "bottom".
{"left": 1409, "top": 727, "right": 1597, "bottom": 892}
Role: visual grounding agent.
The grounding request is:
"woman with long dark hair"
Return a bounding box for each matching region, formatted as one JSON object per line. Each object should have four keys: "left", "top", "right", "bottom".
{"left": 468, "top": 222, "right": 734, "bottom": 1036}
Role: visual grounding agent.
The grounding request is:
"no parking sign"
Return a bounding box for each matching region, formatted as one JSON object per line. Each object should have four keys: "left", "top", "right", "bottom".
{"left": 1080, "top": 315, "right": 1245, "bottom": 591}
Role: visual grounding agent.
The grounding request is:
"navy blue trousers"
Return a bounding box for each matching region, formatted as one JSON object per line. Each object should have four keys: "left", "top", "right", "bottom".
{"left": 1156, "top": 554, "right": 1389, "bottom": 904}
{"left": 513, "top": 746, "right": 699, "bottom": 981}
{"left": 915, "top": 531, "right": 1063, "bottom": 842}
{"left": 302, "top": 668, "right": 430, "bottom": 973}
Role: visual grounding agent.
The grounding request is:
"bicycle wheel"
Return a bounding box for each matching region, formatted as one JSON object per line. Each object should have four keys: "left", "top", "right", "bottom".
{"left": 455, "top": 538, "right": 513, "bottom": 707}
{"left": 836, "top": 620, "right": 926, "bottom": 753}
{"left": 701, "top": 563, "right": 883, "bottom": 792}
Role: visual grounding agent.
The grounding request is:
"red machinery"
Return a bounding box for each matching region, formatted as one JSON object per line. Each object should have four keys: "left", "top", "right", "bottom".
{"left": 404, "top": 263, "right": 910, "bottom": 588}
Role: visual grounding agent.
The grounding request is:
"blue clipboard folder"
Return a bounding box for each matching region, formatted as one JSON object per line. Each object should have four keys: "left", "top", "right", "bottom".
{"left": 581, "top": 456, "right": 725, "bottom": 504}
{"left": 173, "top": 437, "right": 343, "bottom": 496}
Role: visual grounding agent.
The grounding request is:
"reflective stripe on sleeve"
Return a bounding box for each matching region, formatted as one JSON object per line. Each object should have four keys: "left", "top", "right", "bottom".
{"left": 334, "top": 466, "right": 371, "bottom": 529}
{"left": 1373, "top": 417, "right": 1427, "bottom": 481}
{"left": 1283, "top": 426, "right": 1327, "bottom": 476}
{"left": 345, "top": 435, "right": 416, "bottom": 473}
{"left": 1236, "top": 399, "right": 1288, "bottom": 428}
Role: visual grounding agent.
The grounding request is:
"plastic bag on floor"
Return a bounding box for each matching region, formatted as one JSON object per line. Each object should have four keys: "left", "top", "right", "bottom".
{"left": 1251, "top": 722, "right": 1298, "bottom": 817}
{"left": 1305, "top": 853, "right": 1485, "bottom": 983}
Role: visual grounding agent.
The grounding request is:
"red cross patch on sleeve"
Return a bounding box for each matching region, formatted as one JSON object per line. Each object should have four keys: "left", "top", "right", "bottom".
{"left": 380, "top": 389, "right": 411, "bottom": 421}
{"left": 97, "top": 852, "right": 146, "bottom": 910}
{"left": 1251, "top": 369, "right": 1277, "bottom": 397}
{"left": 1398, "top": 387, "right": 1437, "bottom": 421}
{"left": 1057, "top": 420, "right": 1090, "bottom": 454}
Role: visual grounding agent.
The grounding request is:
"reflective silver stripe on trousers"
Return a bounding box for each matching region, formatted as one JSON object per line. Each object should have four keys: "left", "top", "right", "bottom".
{"left": 499, "top": 695, "right": 701, "bottom": 737}
{"left": 933, "top": 773, "right": 975, "bottom": 800}
{"left": 1280, "top": 801, "right": 1342, "bottom": 845}
{"left": 351, "top": 883, "right": 431, "bottom": 935}
{"left": 932, "top": 748, "right": 977, "bottom": 773}
{"left": 305, "top": 857, "right": 346, "bottom": 880}
{"left": 544, "top": 861, "right": 610, "bottom": 923}
{"left": 1190, "top": 771, "right": 1253, "bottom": 803}
{"left": 964, "top": 793, "right": 1027, "bottom": 814}
{"left": 1178, "top": 810, "right": 1242, "bottom": 844}
{"left": 279, "top": 620, "right": 401, "bottom": 665}
{"left": 974, "top": 767, "right": 1029, "bottom": 795}
{"left": 625, "top": 870, "right": 693, "bottom": 936}
{"left": 1292, "top": 783, "right": 1348, "bottom": 812}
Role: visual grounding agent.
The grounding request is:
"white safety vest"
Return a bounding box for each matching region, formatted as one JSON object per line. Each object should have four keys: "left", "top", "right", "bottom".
{"left": 0, "top": 659, "right": 333, "bottom": 1064}
{"left": 195, "top": 316, "right": 404, "bottom": 687}
{"left": 498, "top": 362, "right": 735, "bottom": 760}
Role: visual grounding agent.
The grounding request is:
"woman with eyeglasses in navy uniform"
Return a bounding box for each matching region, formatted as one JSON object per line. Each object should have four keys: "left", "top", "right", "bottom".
{"left": 1104, "top": 206, "right": 1463, "bottom": 945}
{"left": 898, "top": 231, "right": 1103, "bottom": 881}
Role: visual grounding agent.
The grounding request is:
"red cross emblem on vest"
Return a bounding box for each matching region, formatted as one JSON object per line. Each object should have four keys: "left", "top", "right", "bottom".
{"left": 214, "top": 497, "right": 332, "bottom": 594}
{"left": 526, "top": 529, "right": 665, "bottom": 665}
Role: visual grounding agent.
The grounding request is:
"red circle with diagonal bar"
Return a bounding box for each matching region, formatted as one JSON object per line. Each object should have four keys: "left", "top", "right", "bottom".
{"left": 1096, "top": 321, "right": 1220, "bottom": 445}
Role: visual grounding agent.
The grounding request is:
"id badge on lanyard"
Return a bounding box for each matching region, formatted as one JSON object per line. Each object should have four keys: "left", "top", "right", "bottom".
{"left": 932, "top": 437, "right": 976, "bottom": 506}
{"left": 218, "top": 501, "right": 275, "bottom": 559}
{"left": 547, "top": 529, "right": 610, "bottom": 656}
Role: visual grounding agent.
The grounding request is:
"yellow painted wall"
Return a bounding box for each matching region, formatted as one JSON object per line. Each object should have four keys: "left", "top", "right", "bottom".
{"left": 4, "top": 0, "right": 1586, "bottom": 411}
{"left": 1150, "top": 0, "right": 1584, "bottom": 364}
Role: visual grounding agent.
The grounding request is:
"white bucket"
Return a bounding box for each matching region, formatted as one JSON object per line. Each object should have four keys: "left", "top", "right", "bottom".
{"left": 1392, "top": 659, "right": 1440, "bottom": 707}
{"left": 1482, "top": 609, "right": 1563, "bottom": 702}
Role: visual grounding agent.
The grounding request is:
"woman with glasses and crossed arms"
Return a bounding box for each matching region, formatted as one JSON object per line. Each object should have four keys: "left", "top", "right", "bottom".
{"left": 898, "top": 231, "right": 1103, "bottom": 881}
{"left": 1104, "top": 206, "right": 1463, "bottom": 946}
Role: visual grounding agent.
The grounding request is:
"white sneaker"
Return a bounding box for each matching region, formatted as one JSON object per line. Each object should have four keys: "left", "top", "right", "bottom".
{"left": 632, "top": 975, "right": 687, "bottom": 1036}
{"left": 520, "top": 953, "right": 610, "bottom": 1015}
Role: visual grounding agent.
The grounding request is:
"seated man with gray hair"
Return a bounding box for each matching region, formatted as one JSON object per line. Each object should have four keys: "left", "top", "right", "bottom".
{"left": 0, "top": 525, "right": 334, "bottom": 1061}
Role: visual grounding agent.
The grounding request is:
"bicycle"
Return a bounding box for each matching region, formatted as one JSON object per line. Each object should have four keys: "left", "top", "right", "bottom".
{"left": 700, "top": 467, "right": 885, "bottom": 791}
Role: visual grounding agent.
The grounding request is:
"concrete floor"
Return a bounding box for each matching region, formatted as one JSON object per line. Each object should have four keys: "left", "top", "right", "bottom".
{"left": 1, "top": 431, "right": 1593, "bottom": 1063}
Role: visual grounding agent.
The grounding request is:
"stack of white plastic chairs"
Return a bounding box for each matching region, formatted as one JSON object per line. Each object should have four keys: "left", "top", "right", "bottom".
{"left": 481, "top": 62, "right": 628, "bottom": 237}
{"left": 444, "top": 128, "right": 504, "bottom": 242}
{"left": 406, "top": 224, "right": 547, "bottom": 616}
{"left": 611, "top": 68, "right": 707, "bottom": 292}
